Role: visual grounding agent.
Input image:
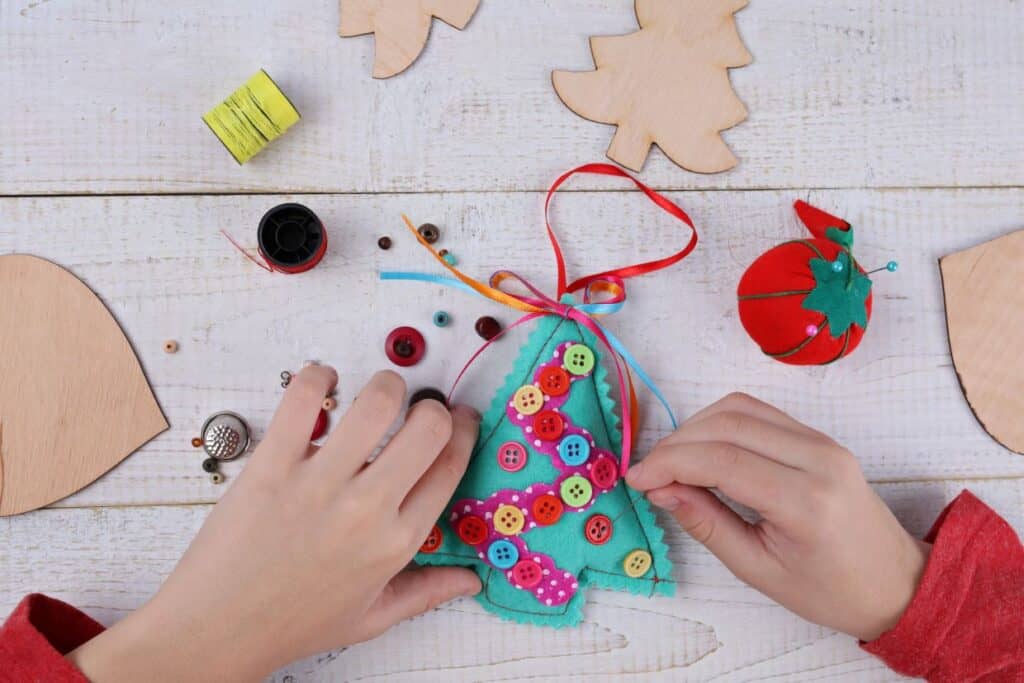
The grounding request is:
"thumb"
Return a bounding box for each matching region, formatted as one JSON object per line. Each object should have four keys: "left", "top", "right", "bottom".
{"left": 361, "top": 566, "right": 481, "bottom": 636}
{"left": 646, "top": 483, "right": 769, "bottom": 583}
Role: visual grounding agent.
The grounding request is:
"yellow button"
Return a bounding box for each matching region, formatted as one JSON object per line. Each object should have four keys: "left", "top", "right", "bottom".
{"left": 623, "top": 549, "right": 653, "bottom": 578}
{"left": 513, "top": 385, "right": 544, "bottom": 415}
{"left": 494, "top": 504, "right": 525, "bottom": 535}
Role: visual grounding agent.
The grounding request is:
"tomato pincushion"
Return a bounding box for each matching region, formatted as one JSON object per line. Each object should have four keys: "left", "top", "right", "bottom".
{"left": 737, "top": 201, "right": 874, "bottom": 365}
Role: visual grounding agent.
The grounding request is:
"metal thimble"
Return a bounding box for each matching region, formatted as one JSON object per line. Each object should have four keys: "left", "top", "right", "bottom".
{"left": 200, "top": 411, "right": 251, "bottom": 461}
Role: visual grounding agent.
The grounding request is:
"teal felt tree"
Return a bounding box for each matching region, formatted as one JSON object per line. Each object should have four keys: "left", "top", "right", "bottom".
{"left": 415, "top": 311, "right": 674, "bottom": 627}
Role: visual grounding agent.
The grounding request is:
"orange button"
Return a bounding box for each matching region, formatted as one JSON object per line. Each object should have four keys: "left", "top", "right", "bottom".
{"left": 532, "top": 494, "right": 563, "bottom": 526}
{"left": 420, "top": 524, "right": 443, "bottom": 553}
{"left": 456, "top": 515, "right": 489, "bottom": 546}
{"left": 533, "top": 410, "right": 565, "bottom": 441}
{"left": 538, "top": 366, "right": 571, "bottom": 397}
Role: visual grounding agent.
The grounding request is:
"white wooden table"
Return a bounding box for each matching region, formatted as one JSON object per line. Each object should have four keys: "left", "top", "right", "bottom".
{"left": 2, "top": 1, "right": 1022, "bottom": 680}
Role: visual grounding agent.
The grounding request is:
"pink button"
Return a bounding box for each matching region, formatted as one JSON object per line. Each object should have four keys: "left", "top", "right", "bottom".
{"left": 497, "top": 441, "right": 527, "bottom": 472}
{"left": 511, "top": 559, "right": 543, "bottom": 588}
{"left": 590, "top": 456, "right": 618, "bottom": 489}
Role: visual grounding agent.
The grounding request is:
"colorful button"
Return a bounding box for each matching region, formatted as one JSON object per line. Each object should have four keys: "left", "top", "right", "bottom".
{"left": 420, "top": 524, "right": 443, "bottom": 554}
{"left": 456, "top": 515, "right": 489, "bottom": 546}
{"left": 532, "top": 494, "right": 563, "bottom": 525}
{"left": 432, "top": 310, "right": 450, "bottom": 327}
{"left": 494, "top": 504, "right": 525, "bottom": 536}
{"left": 557, "top": 434, "right": 591, "bottom": 466}
{"left": 560, "top": 475, "right": 593, "bottom": 508}
{"left": 623, "top": 549, "right": 653, "bottom": 577}
{"left": 475, "top": 316, "right": 502, "bottom": 341}
{"left": 533, "top": 410, "right": 565, "bottom": 441}
{"left": 385, "top": 326, "right": 426, "bottom": 367}
{"left": 590, "top": 456, "right": 618, "bottom": 489}
{"left": 487, "top": 540, "right": 519, "bottom": 569}
{"left": 496, "top": 441, "right": 527, "bottom": 472}
{"left": 511, "top": 559, "right": 543, "bottom": 588}
{"left": 513, "top": 385, "right": 544, "bottom": 415}
{"left": 564, "top": 344, "right": 595, "bottom": 375}
{"left": 584, "top": 514, "right": 613, "bottom": 545}
{"left": 538, "top": 366, "right": 571, "bottom": 397}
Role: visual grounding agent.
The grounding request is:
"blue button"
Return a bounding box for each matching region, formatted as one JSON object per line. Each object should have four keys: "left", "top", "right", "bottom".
{"left": 557, "top": 434, "right": 591, "bottom": 466}
{"left": 487, "top": 540, "right": 519, "bottom": 569}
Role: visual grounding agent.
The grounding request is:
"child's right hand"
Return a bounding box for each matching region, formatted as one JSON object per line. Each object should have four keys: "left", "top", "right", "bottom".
{"left": 626, "top": 392, "right": 930, "bottom": 642}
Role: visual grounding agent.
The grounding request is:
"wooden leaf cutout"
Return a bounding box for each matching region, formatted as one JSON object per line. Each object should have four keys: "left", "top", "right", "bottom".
{"left": 553, "top": 0, "right": 752, "bottom": 173}
{"left": 940, "top": 230, "right": 1024, "bottom": 454}
{"left": 339, "top": 0, "right": 481, "bottom": 78}
{"left": 0, "top": 255, "right": 168, "bottom": 515}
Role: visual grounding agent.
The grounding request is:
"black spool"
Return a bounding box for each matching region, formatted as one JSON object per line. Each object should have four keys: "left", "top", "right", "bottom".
{"left": 257, "top": 203, "right": 326, "bottom": 272}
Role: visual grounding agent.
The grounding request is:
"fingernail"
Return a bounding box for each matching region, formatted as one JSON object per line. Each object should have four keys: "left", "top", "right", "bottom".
{"left": 461, "top": 578, "right": 482, "bottom": 596}
{"left": 626, "top": 462, "right": 645, "bottom": 484}
{"left": 647, "top": 491, "right": 680, "bottom": 511}
{"left": 451, "top": 404, "right": 480, "bottom": 421}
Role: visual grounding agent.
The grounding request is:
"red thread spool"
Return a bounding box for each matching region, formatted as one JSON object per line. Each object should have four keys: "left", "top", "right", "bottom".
{"left": 257, "top": 203, "right": 327, "bottom": 273}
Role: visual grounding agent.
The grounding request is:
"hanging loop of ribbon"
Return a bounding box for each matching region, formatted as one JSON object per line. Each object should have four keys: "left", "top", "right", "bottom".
{"left": 381, "top": 163, "right": 698, "bottom": 474}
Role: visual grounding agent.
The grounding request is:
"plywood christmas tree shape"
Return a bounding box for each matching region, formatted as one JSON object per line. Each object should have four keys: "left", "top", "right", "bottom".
{"left": 553, "top": 0, "right": 752, "bottom": 174}
{"left": 0, "top": 255, "right": 167, "bottom": 515}
{"left": 339, "top": 0, "right": 481, "bottom": 78}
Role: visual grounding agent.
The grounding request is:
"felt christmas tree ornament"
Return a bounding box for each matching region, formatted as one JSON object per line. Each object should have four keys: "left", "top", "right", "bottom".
{"left": 552, "top": 0, "right": 751, "bottom": 174}
{"left": 339, "top": 0, "right": 481, "bottom": 78}
{"left": 382, "top": 164, "right": 698, "bottom": 626}
{"left": 737, "top": 201, "right": 879, "bottom": 365}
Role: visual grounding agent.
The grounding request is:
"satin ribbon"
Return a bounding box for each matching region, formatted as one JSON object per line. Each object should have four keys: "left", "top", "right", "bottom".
{"left": 380, "top": 163, "right": 698, "bottom": 473}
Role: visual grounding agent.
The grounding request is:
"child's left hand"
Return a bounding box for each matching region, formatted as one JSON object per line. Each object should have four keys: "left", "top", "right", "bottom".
{"left": 67, "top": 365, "right": 482, "bottom": 682}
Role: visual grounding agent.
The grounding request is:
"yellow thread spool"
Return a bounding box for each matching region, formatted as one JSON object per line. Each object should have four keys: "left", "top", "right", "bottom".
{"left": 203, "top": 69, "right": 301, "bottom": 164}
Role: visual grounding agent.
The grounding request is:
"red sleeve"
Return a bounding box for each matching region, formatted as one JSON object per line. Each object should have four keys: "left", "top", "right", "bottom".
{"left": 862, "top": 490, "right": 1024, "bottom": 682}
{"left": 0, "top": 594, "right": 104, "bottom": 682}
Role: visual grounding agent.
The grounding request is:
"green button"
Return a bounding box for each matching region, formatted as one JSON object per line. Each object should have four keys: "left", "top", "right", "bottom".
{"left": 559, "top": 474, "right": 593, "bottom": 508}
{"left": 564, "top": 344, "right": 595, "bottom": 375}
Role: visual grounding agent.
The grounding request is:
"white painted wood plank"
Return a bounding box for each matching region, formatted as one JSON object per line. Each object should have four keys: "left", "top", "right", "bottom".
{"left": 2, "top": 478, "right": 1019, "bottom": 681}
{"left": 0, "top": 188, "right": 1021, "bottom": 509}
{"left": 1, "top": 0, "right": 1022, "bottom": 194}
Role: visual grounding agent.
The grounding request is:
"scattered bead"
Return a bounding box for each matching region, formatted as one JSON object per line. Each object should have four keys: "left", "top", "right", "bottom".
{"left": 417, "top": 223, "right": 440, "bottom": 244}
{"left": 201, "top": 457, "right": 219, "bottom": 473}
{"left": 409, "top": 387, "right": 447, "bottom": 407}
{"left": 442, "top": 252, "right": 458, "bottom": 266}
{"left": 886, "top": 260, "right": 899, "bottom": 272}
{"left": 311, "top": 409, "right": 328, "bottom": 440}
{"left": 322, "top": 396, "right": 337, "bottom": 411}
{"left": 377, "top": 236, "right": 392, "bottom": 250}
{"left": 190, "top": 437, "right": 203, "bottom": 448}
{"left": 805, "top": 324, "right": 819, "bottom": 337}
{"left": 385, "top": 326, "right": 426, "bottom": 367}
{"left": 163, "top": 340, "right": 179, "bottom": 353}
{"left": 831, "top": 260, "right": 845, "bottom": 273}
{"left": 210, "top": 472, "right": 225, "bottom": 485}
{"left": 433, "top": 310, "right": 451, "bottom": 327}
{"left": 474, "top": 316, "right": 502, "bottom": 341}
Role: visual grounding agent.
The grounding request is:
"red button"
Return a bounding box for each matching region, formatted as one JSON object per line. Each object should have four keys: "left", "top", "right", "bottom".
{"left": 538, "top": 366, "right": 571, "bottom": 397}
{"left": 511, "top": 559, "right": 543, "bottom": 588}
{"left": 385, "top": 326, "right": 426, "bottom": 367}
{"left": 456, "top": 515, "right": 489, "bottom": 546}
{"left": 420, "top": 524, "right": 443, "bottom": 554}
{"left": 590, "top": 456, "right": 618, "bottom": 489}
{"left": 531, "top": 494, "right": 563, "bottom": 526}
{"left": 584, "top": 514, "right": 613, "bottom": 545}
{"left": 533, "top": 410, "right": 565, "bottom": 441}
{"left": 311, "top": 409, "right": 328, "bottom": 441}
{"left": 497, "top": 441, "right": 527, "bottom": 472}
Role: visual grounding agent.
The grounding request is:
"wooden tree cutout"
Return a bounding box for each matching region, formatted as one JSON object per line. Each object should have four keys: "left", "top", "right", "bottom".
{"left": 553, "top": 0, "right": 752, "bottom": 174}
{"left": 0, "top": 255, "right": 167, "bottom": 515}
{"left": 339, "top": 0, "right": 481, "bottom": 78}
{"left": 940, "top": 229, "right": 1024, "bottom": 454}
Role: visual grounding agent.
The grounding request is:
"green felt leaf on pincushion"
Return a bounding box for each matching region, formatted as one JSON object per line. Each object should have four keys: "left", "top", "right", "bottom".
{"left": 802, "top": 250, "right": 872, "bottom": 337}
{"left": 414, "top": 310, "right": 674, "bottom": 628}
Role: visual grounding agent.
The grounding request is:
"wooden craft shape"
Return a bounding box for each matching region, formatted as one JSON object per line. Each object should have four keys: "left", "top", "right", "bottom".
{"left": 339, "top": 0, "right": 481, "bottom": 78}
{"left": 0, "top": 255, "right": 167, "bottom": 515}
{"left": 940, "top": 229, "right": 1024, "bottom": 454}
{"left": 552, "top": 0, "right": 752, "bottom": 174}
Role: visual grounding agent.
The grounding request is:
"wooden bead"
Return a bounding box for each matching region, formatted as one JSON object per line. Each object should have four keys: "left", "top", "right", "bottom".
{"left": 322, "top": 397, "right": 337, "bottom": 411}
{"left": 163, "top": 340, "right": 179, "bottom": 353}
{"left": 190, "top": 437, "right": 203, "bottom": 448}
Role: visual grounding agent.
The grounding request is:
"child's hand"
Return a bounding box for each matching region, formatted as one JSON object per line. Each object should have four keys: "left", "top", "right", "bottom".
{"left": 626, "top": 392, "right": 930, "bottom": 642}
{"left": 68, "top": 365, "right": 481, "bottom": 681}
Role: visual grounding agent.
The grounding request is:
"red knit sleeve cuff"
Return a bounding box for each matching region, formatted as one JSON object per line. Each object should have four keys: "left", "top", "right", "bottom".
{"left": 0, "top": 594, "right": 105, "bottom": 682}
{"left": 860, "top": 490, "right": 1015, "bottom": 677}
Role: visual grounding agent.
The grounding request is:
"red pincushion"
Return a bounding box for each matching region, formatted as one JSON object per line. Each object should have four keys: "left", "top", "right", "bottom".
{"left": 737, "top": 201, "right": 874, "bottom": 365}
